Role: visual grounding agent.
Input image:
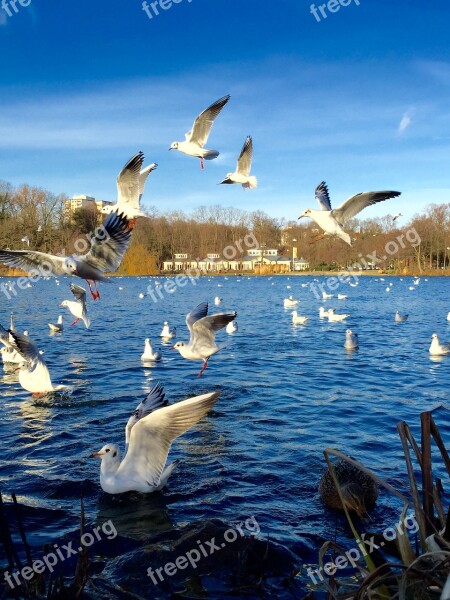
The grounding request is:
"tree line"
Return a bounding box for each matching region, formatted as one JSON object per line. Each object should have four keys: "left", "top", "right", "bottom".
{"left": 0, "top": 179, "right": 449, "bottom": 274}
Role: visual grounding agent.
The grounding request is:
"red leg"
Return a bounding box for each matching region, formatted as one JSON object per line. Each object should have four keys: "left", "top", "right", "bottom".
{"left": 200, "top": 158, "right": 204, "bottom": 170}
{"left": 87, "top": 280, "right": 100, "bottom": 300}
{"left": 197, "top": 360, "right": 208, "bottom": 378}
{"left": 71, "top": 318, "right": 80, "bottom": 326}
{"left": 126, "top": 217, "right": 137, "bottom": 231}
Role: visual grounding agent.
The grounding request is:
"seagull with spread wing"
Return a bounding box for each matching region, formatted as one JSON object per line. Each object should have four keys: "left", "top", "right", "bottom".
{"left": 101, "top": 152, "right": 157, "bottom": 222}
{"left": 171, "top": 301, "right": 237, "bottom": 377}
{"left": 299, "top": 182, "right": 401, "bottom": 246}
{"left": 60, "top": 284, "right": 90, "bottom": 328}
{"left": 90, "top": 382, "right": 219, "bottom": 494}
{"left": 220, "top": 136, "right": 258, "bottom": 189}
{"left": 8, "top": 331, "right": 66, "bottom": 395}
{"left": 169, "top": 95, "right": 231, "bottom": 169}
{"left": 0, "top": 210, "right": 132, "bottom": 300}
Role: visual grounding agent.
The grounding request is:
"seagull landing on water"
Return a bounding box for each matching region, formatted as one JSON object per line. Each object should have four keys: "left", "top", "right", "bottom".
{"left": 0, "top": 211, "right": 133, "bottom": 300}
{"left": 299, "top": 181, "right": 401, "bottom": 246}
{"left": 171, "top": 301, "right": 237, "bottom": 377}
{"left": 60, "top": 284, "right": 90, "bottom": 328}
{"left": 429, "top": 333, "right": 450, "bottom": 356}
{"left": 48, "top": 315, "right": 63, "bottom": 333}
{"left": 169, "top": 95, "right": 231, "bottom": 169}
{"left": 220, "top": 136, "right": 258, "bottom": 189}
{"left": 101, "top": 152, "right": 157, "bottom": 222}
{"left": 90, "top": 382, "right": 219, "bottom": 494}
{"left": 8, "top": 331, "right": 66, "bottom": 395}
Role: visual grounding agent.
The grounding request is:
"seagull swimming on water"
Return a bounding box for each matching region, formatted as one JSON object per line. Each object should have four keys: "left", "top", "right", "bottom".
{"left": 395, "top": 311, "right": 409, "bottom": 323}
{"left": 141, "top": 338, "right": 162, "bottom": 362}
{"left": 171, "top": 301, "right": 237, "bottom": 377}
{"left": 90, "top": 382, "right": 219, "bottom": 494}
{"left": 60, "top": 284, "right": 90, "bottom": 328}
{"left": 429, "top": 333, "right": 450, "bottom": 356}
{"left": 169, "top": 95, "right": 231, "bottom": 169}
{"left": 220, "top": 136, "right": 258, "bottom": 189}
{"left": 0, "top": 211, "right": 133, "bottom": 300}
{"left": 344, "top": 329, "right": 359, "bottom": 350}
{"left": 48, "top": 315, "right": 64, "bottom": 333}
{"left": 101, "top": 152, "right": 157, "bottom": 222}
{"left": 299, "top": 182, "right": 401, "bottom": 246}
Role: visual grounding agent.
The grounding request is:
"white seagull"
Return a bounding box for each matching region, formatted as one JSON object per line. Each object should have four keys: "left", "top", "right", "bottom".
{"left": 171, "top": 301, "right": 237, "bottom": 377}
{"left": 284, "top": 296, "right": 299, "bottom": 308}
{"left": 214, "top": 296, "right": 222, "bottom": 305}
{"left": 169, "top": 95, "right": 231, "bottom": 169}
{"left": 101, "top": 152, "right": 157, "bottom": 222}
{"left": 395, "top": 311, "right": 409, "bottom": 323}
{"left": 8, "top": 331, "right": 66, "bottom": 395}
{"left": 344, "top": 329, "right": 359, "bottom": 350}
{"left": 48, "top": 315, "right": 64, "bottom": 333}
{"left": 338, "top": 294, "right": 347, "bottom": 300}
{"left": 141, "top": 338, "right": 162, "bottom": 362}
{"left": 60, "top": 284, "right": 90, "bottom": 328}
{"left": 90, "top": 382, "right": 219, "bottom": 494}
{"left": 0, "top": 210, "right": 133, "bottom": 300}
{"left": 299, "top": 181, "right": 401, "bottom": 246}
{"left": 220, "top": 136, "right": 258, "bottom": 189}
{"left": 319, "top": 307, "right": 331, "bottom": 319}
{"left": 447, "top": 312, "right": 450, "bottom": 322}
{"left": 328, "top": 309, "right": 349, "bottom": 322}
{"left": 226, "top": 321, "right": 238, "bottom": 334}
{"left": 429, "top": 333, "right": 450, "bottom": 356}
{"left": 292, "top": 311, "right": 308, "bottom": 325}
{"left": 160, "top": 322, "right": 176, "bottom": 339}
{"left": 392, "top": 212, "right": 403, "bottom": 222}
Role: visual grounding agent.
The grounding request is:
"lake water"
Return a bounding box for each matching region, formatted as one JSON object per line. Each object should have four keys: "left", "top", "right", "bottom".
{"left": 1, "top": 274, "right": 449, "bottom": 599}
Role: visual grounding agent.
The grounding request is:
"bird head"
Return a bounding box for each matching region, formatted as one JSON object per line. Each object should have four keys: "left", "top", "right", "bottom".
{"left": 171, "top": 341, "right": 184, "bottom": 351}
{"left": 169, "top": 142, "right": 179, "bottom": 151}
{"left": 342, "top": 483, "right": 367, "bottom": 517}
{"left": 100, "top": 205, "right": 112, "bottom": 215}
{"left": 220, "top": 175, "right": 234, "bottom": 185}
{"left": 298, "top": 209, "right": 311, "bottom": 219}
{"left": 64, "top": 257, "right": 78, "bottom": 275}
{"left": 60, "top": 301, "right": 68, "bottom": 308}
{"left": 90, "top": 444, "right": 120, "bottom": 463}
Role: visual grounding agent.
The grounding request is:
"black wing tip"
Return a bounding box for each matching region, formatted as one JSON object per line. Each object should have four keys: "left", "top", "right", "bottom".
{"left": 316, "top": 181, "right": 329, "bottom": 193}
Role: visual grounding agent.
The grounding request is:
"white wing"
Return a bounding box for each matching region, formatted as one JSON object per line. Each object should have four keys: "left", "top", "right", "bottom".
{"left": 117, "top": 391, "right": 219, "bottom": 488}
{"left": 185, "top": 302, "right": 209, "bottom": 342}
{"left": 116, "top": 151, "right": 145, "bottom": 209}
{"left": 125, "top": 382, "right": 167, "bottom": 444}
{"left": 191, "top": 312, "right": 237, "bottom": 354}
{"left": 332, "top": 191, "right": 401, "bottom": 224}
{"left": 185, "top": 95, "right": 230, "bottom": 147}
{"left": 138, "top": 163, "right": 158, "bottom": 202}
{"left": 236, "top": 136, "right": 253, "bottom": 177}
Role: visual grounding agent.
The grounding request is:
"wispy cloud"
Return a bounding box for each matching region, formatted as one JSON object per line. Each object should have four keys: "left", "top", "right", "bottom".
{"left": 398, "top": 110, "right": 413, "bottom": 135}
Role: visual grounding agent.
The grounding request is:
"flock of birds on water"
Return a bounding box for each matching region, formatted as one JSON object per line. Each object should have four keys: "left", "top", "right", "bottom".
{"left": 0, "top": 95, "right": 446, "bottom": 514}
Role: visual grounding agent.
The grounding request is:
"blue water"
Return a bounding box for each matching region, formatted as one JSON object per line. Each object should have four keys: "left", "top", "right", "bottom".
{"left": 1, "top": 274, "right": 449, "bottom": 598}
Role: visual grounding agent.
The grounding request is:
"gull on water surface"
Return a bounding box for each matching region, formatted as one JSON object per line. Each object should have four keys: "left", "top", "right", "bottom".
{"left": 429, "top": 333, "right": 450, "bottom": 356}
{"left": 90, "top": 382, "right": 219, "bottom": 494}
{"left": 141, "top": 339, "right": 162, "bottom": 362}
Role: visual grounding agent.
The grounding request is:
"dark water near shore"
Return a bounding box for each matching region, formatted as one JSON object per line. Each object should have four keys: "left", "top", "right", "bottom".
{"left": 0, "top": 275, "right": 449, "bottom": 598}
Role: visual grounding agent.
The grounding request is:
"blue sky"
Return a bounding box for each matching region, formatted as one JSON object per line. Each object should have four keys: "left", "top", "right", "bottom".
{"left": 0, "top": 0, "right": 449, "bottom": 222}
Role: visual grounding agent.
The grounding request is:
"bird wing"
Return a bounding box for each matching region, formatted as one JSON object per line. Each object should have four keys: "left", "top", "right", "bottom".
{"left": 186, "top": 302, "right": 209, "bottom": 341}
{"left": 138, "top": 163, "right": 157, "bottom": 202}
{"left": 118, "top": 391, "right": 219, "bottom": 488}
{"left": 0, "top": 323, "right": 11, "bottom": 347}
{"left": 0, "top": 250, "right": 66, "bottom": 276}
{"left": 81, "top": 211, "right": 132, "bottom": 273}
{"left": 236, "top": 136, "right": 253, "bottom": 177}
{"left": 185, "top": 95, "right": 230, "bottom": 147}
{"left": 8, "top": 330, "right": 42, "bottom": 364}
{"left": 116, "top": 151, "right": 145, "bottom": 210}
{"left": 191, "top": 312, "right": 237, "bottom": 349}
{"left": 125, "top": 382, "right": 168, "bottom": 444}
{"left": 315, "top": 181, "right": 332, "bottom": 211}
{"left": 70, "top": 283, "right": 87, "bottom": 304}
{"left": 332, "top": 191, "right": 401, "bottom": 224}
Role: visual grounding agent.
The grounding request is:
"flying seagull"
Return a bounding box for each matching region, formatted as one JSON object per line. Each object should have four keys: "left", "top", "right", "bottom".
{"left": 392, "top": 212, "right": 403, "bottom": 222}
{"left": 0, "top": 211, "right": 133, "bottom": 300}
{"left": 220, "top": 136, "right": 258, "bottom": 189}
{"left": 299, "top": 182, "right": 401, "bottom": 246}
{"left": 101, "top": 152, "right": 157, "bottom": 221}
{"left": 60, "top": 284, "right": 90, "bottom": 328}
{"left": 171, "top": 301, "right": 237, "bottom": 377}
{"left": 169, "top": 95, "right": 231, "bottom": 169}
{"left": 90, "top": 382, "right": 219, "bottom": 494}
